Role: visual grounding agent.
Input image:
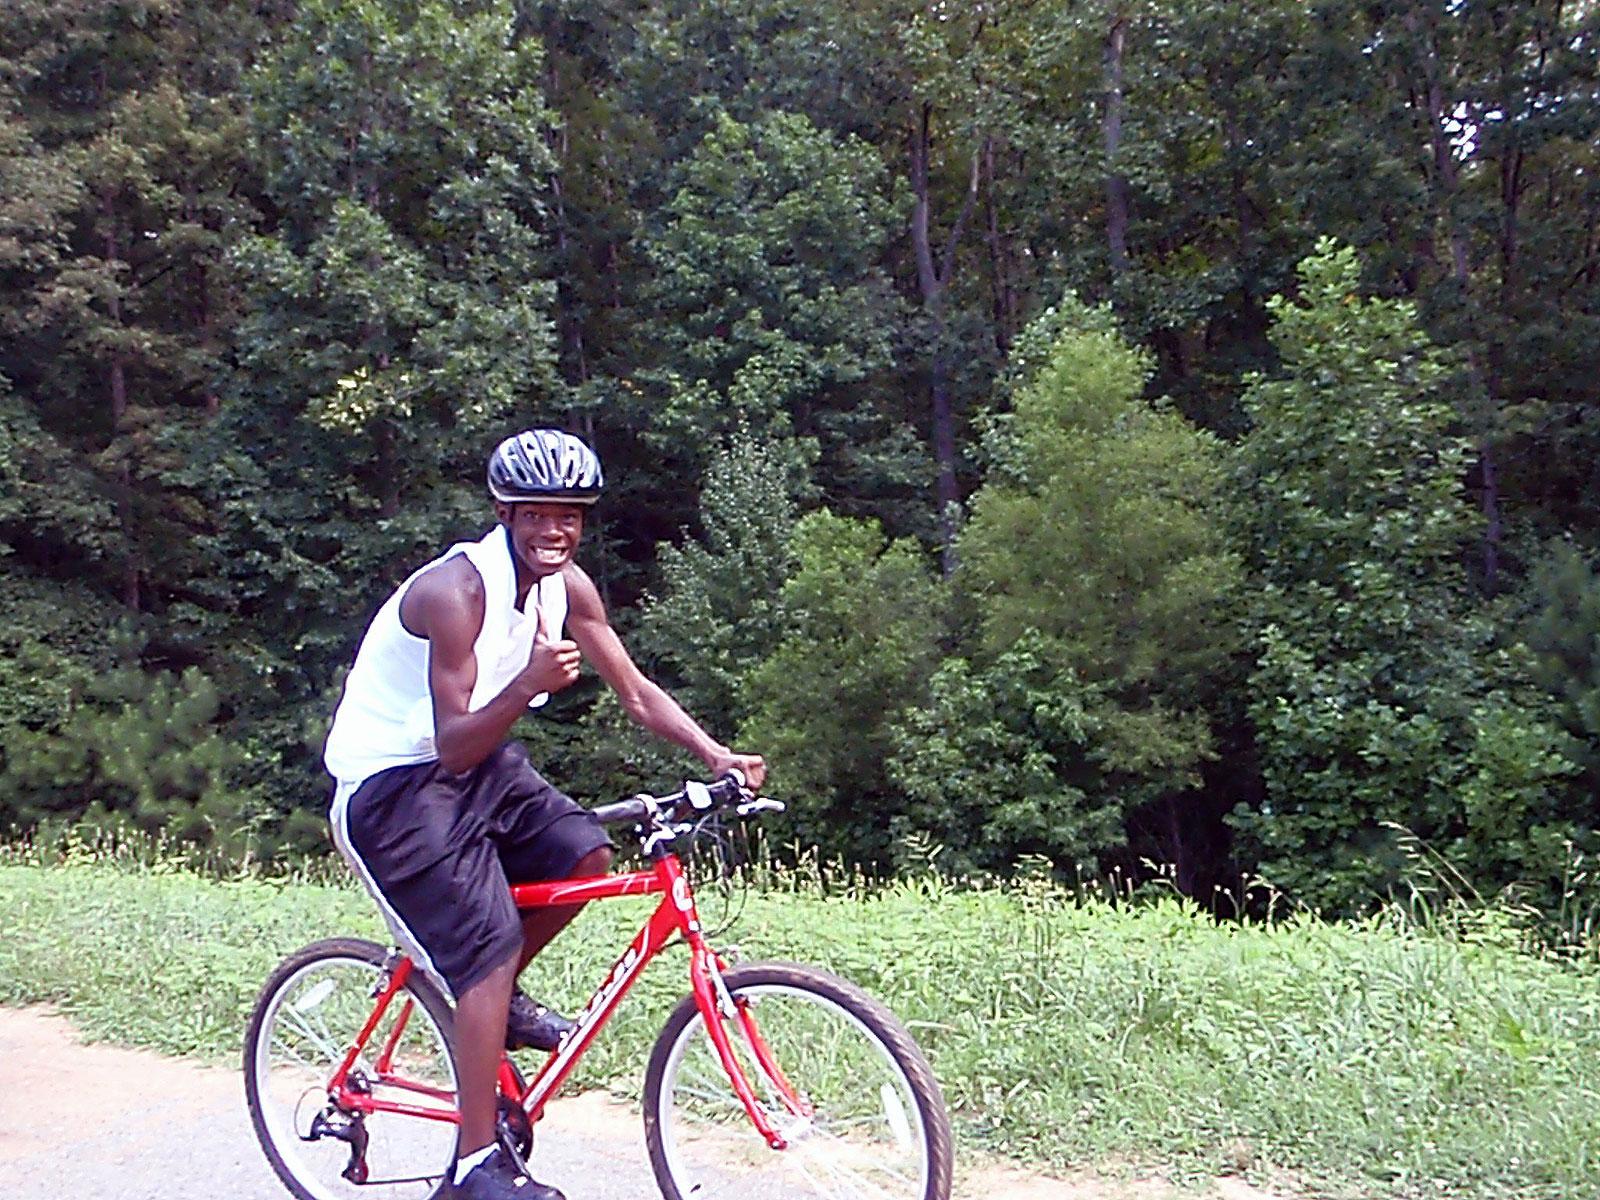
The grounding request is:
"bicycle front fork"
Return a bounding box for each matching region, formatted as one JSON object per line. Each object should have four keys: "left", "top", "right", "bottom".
{"left": 690, "top": 951, "right": 811, "bottom": 1149}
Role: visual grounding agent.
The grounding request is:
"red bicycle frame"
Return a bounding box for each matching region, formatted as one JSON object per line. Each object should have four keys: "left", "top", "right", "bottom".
{"left": 324, "top": 848, "right": 807, "bottom": 1149}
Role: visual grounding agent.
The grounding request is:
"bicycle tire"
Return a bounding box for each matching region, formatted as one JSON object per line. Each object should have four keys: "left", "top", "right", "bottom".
{"left": 243, "top": 937, "right": 459, "bottom": 1200}
{"left": 641, "top": 961, "right": 953, "bottom": 1200}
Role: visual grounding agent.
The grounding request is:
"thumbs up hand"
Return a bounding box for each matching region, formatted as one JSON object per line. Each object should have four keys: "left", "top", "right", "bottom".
{"left": 524, "top": 603, "right": 581, "bottom": 695}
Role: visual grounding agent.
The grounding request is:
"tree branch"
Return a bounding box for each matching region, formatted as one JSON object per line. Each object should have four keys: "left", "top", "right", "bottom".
{"left": 938, "top": 133, "right": 986, "bottom": 291}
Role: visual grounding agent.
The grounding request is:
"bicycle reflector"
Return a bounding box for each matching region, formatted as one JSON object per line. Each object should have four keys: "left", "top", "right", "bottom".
{"left": 685, "top": 780, "right": 713, "bottom": 811}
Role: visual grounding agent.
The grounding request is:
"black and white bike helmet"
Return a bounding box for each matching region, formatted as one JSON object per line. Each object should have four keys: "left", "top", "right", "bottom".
{"left": 487, "top": 429, "right": 604, "bottom": 505}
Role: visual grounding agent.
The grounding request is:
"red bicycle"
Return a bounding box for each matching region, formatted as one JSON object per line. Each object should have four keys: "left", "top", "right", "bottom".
{"left": 243, "top": 773, "right": 953, "bottom": 1200}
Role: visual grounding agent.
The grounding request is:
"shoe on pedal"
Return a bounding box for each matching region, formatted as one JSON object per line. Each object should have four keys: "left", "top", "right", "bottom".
{"left": 505, "top": 989, "right": 575, "bottom": 1052}
{"left": 455, "top": 1146, "right": 565, "bottom": 1200}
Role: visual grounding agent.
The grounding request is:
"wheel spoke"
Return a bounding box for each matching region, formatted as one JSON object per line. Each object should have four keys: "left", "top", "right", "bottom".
{"left": 795, "top": 1135, "right": 919, "bottom": 1189}
{"left": 792, "top": 1149, "right": 903, "bottom": 1200}
{"left": 269, "top": 1031, "right": 331, "bottom": 1080}
{"left": 246, "top": 944, "right": 459, "bottom": 1200}
{"left": 646, "top": 968, "right": 949, "bottom": 1200}
{"left": 677, "top": 1081, "right": 747, "bottom": 1106}
{"left": 277, "top": 1002, "right": 347, "bottom": 1062}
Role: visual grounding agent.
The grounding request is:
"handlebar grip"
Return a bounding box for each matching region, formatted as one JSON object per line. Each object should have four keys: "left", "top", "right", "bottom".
{"left": 592, "top": 776, "right": 753, "bottom": 827}
{"left": 589, "top": 796, "right": 651, "bottom": 826}
{"left": 711, "top": 774, "right": 747, "bottom": 800}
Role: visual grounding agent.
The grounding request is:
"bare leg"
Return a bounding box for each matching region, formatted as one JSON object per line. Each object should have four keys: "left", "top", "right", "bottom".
{"left": 453, "top": 949, "right": 519, "bottom": 1155}
{"left": 458, "top": 846, "right": 614, "bottom": 1155}
{"left": 516, "top": 845, "right": 613, "bottom": 972}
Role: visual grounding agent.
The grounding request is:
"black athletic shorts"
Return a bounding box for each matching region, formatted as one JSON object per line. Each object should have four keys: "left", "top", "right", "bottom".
{"left": 332, "top": 741, "right": 612, "bottom": 998}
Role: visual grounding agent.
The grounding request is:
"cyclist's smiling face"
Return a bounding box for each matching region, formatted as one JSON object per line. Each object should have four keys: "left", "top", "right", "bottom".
{"left": 497, "top": 501, "right": 584, "bottom": 579}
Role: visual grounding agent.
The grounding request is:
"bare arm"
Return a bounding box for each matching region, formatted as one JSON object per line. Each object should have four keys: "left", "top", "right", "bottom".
{"left": 563, "top": 564, "right": 766, "bottom": 789}
{"left": 401, "top": 557, "right": 581, "bottom": 774}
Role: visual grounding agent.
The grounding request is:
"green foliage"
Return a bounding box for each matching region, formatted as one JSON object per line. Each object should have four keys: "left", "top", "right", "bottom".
{"left": 888, "top": 636, "right": 1110, "bottom": 875}
{"left": 1235, "top": 241, "right": 1584, "bottom": 914}
{"left": 965, "top": 295, "right": 1241, "bottom": 695}
{"left": 233, "top": 0, "right": 560, "bottom": 504}
{"left": 635, "top": 425, "right": 811, "bottom": 727}
{"left": 0, "top": 565, "right": 106, "bottom": 734}
{"left": 0, "top": 0, "right": 1598, "bottom": 923}
{"left": 636, "top": 107, "right": 926, "bottom": 533}
{"left": 0, "top": 0, "right": 260, "bottom": 607}
{"left": 1522, "top": 542, "right": 1600, "bottom": 765}
{"left": 645, "top": 109, "right": 902, "bottom": 415}
{"left": 568, "top": 425, "right": 811, "bottom": 796}
{"left": 0, "top": 663, "right": 253, "bottom": 847}
{"left": 0, "top": 393, "right": 114, "bottom": 565}
{"left": 914, "top": 295, "right": 1241, "bottom": 874}
{"left": 740, "top": 511, "right": 943, "bottom": 865}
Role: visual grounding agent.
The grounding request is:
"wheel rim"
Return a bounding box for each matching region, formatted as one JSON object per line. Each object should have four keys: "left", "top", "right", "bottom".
{"left": 657, "top": 984, "right": 932, "bottom": 1200}
{"left": 250, "top": 954, "right": 457, "bottom": 1200}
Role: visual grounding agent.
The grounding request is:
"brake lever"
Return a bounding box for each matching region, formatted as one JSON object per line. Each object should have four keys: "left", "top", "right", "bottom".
{"left": 685, "top": 779, "right": 714, "bottom": 811}
{"left": 735, "top": 797, "right": 786, "bottom": 817}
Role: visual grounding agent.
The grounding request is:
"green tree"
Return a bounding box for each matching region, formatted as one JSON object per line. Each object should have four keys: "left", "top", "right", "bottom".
{"left": 616, "top": 0, "right": 1013, "bottom": 553}
{"left": 635, "top": 109, "right": 921, "bottom": 534}
{"left": 0, "top": 654, "right": 252, "bottom": 848}
{"left": 232, "top": 0, "right": 559, "bottom": 523}
{"left": 892, "top": 294, "right": 1242, "bottom": 880}
{"left": 888, "top": 635, "right": 1109, "bottom": 876}
{"left": 1234, "top": 240, "right": 1581, "bottom": 913}
{"left": 560, "top": 426, "right": 811, "bottom": 799}
{"left": 1522, "top": 542, "right": 1600, "bottom": 785}
{"left": 0, "top": 0, "right": 260, "bottom": 615}
{"left": 194, "top": 0, "right": 564, "bottom": 841}
{"left": 0, "top": 1, "right": 270, "bottom": 847}
{"left": 740, "top": 511, "right": 943, "bottom": 866}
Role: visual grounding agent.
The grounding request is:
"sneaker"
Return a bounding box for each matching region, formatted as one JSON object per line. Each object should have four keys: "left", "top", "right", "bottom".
{"left": 455, "top": 1147, "right": 565, "bottom": 1200}
{"left": 505, "top": 989, "right": 576, "bottom": 1052}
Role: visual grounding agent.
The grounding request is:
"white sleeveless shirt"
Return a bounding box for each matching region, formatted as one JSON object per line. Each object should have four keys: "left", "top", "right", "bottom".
{"left": 323, "top": 525, "right": 568, "bottom": 790}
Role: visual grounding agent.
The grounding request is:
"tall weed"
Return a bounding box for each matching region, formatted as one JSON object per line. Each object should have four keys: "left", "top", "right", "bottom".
{"left": 2, "top": 851, "right": 1597, "bottom": 1199}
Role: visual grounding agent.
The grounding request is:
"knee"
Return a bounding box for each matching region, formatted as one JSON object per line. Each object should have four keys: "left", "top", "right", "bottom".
{"left": 573, "top": 845, "right": 613, "bottom": 877}
{"left": 494, "top": 741, "right": 528, "bottom": 770}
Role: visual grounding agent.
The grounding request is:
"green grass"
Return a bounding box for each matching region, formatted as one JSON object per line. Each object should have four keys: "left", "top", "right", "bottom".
{"left": 2, "top": 847, "right": 1597, "bottom": 1200}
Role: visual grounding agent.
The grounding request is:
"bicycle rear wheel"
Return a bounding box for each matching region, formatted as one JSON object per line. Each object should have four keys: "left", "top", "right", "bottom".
{"left": 642, "top": 961, "right": 953, "bottom": 1200}
{"left": 244, "top": 938, "right": 459, "bottom": 1200}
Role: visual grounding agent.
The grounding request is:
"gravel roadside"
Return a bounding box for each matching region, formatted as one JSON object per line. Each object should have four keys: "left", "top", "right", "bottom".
{"left": 0, "top": 1006, "right": 1290, "bottom": 1200}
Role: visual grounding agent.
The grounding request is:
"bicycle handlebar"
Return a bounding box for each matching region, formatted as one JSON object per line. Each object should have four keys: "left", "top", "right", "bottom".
{"left": 588, "top": 771, "right": 768, "bottom": 829}
{"left": 588, "top": 796, "right": 651, "bottom": 827}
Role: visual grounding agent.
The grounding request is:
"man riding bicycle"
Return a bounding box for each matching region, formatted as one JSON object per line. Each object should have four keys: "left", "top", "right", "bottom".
{"left": 323, "top": 428, "right": 766, "bottom": 1200}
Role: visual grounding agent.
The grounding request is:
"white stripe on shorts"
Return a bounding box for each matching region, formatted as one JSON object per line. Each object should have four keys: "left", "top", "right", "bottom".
{"left": 329, "top": 779, "right": 456, "bottom": 1002}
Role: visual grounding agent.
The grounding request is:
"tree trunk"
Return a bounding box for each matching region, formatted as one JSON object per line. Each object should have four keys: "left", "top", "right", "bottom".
{"left": 105, "top": 221, "right": 141, "bottom": 613}
{"left": 1408, "top": 3, "right": 1500, "bottom": 592}
{"left": 909, "top": 103, "right": 983, "bottom": 577}
{"left": 1103, "top": 12, "right": 1130, "bottom": 278}
{"left": 984, "top": 138, "right": 1012, "bottom": 354}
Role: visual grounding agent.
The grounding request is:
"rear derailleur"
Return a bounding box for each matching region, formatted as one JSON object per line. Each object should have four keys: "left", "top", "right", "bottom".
{"left": 298, "top": 1078, "right": 372, "bottom": 1184}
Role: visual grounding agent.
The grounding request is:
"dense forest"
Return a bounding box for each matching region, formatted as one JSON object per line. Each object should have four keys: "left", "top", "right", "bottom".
{"left": 1, "top": 0, "right": 1597, "bottom": 919}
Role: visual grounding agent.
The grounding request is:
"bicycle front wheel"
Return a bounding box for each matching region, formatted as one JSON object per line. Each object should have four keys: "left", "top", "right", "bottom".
{"left": 642, "top": 961, "right": 953, "bottom": 1200}
{"left": 244, "top": 938, "right": 459, "bottom": 1200}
